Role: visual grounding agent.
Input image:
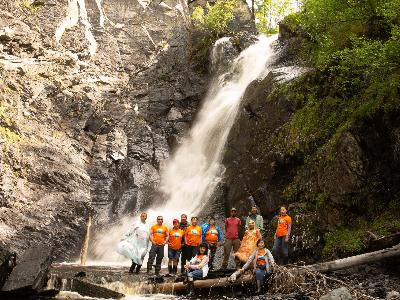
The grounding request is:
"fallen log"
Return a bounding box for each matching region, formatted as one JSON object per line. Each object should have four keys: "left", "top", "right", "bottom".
{"left": 307, "top": 243, "right": 400, "bottom": 273}
{"left": 154, "top": 274, "right": 253, "bottom": 293}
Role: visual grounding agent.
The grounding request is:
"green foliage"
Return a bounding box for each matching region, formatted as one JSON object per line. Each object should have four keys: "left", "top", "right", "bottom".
{"left": 192, "top": 0, "right": 237, "bottom": 37}
{"left": 273, "top": 0, "right": 400, "bottom": 158}
{"left": 255, "top": 0, "right": 294, "bottom": 33}
{"left": 323, "top": 228, "right": 365, "bottom": 256}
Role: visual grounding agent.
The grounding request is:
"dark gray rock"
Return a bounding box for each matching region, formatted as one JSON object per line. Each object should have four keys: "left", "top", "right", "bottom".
{"left": 0, "top": 247, "right": 16, "bottom": 290}
{"left": 71, "top": 279, "right": 124, "bottom": 299}
{"left": 319, "top": 287, "right": 353, "bottom": 300}
{"left": 1, "top": 246, "right": 53, "bottom": 294}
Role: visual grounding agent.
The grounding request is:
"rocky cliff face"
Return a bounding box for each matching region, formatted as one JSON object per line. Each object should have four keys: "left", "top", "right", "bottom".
{"left": 220, "top": 34, "right": 400, "bottom": 261}
{"left": 0, "top": 0, "right": 207, "bottom": 259}
{"left": 0, "top": 0, "right": 255, "bottom": 260}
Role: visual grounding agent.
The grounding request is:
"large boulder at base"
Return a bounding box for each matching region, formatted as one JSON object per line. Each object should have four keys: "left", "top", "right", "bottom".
{"left": 320, "top": 287, "right": 353, "bottom": 300}
{"left": 387, "top": 291, "right": 400, "bottom": 300}
{"left": 1, "top": 245, "right": 53, "bottom": 295}
{"left": 0, "top": 247, "right": 16, "bottom": 289}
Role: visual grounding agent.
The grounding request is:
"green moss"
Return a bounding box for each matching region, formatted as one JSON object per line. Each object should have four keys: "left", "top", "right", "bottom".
{"left": 323, "top": 227, "right": 365, "bottom": 256}
{"left": 281, "top": 13, "right": 301, "bottom": 32}
{"left": 371, "top": 211, "right": 400, "bottom": 236}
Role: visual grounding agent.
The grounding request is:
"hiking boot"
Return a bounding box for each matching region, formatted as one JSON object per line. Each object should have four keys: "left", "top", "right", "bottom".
{"left": 135, "top": 265, "right": 141, "bottom": 274}
{"left": 129, "top": 262, "right": 137, "bottom": 274}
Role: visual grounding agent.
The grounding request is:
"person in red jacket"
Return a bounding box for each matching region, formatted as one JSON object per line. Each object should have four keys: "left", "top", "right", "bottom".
{"left": 222, "top": 208, "right": 241, "bottom": 269}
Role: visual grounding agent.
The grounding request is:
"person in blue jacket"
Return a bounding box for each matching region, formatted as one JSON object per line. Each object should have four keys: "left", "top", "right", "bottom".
{"left": 201, "top": 217, "right": 222, "bottom": 270}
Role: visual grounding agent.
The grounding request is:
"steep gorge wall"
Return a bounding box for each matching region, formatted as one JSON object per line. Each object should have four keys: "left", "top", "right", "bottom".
{"left": 0, "top": 0, "right": 207, "bottom": 259}
{"left": 0, "top": 0, "right": 255, "bottom": 260}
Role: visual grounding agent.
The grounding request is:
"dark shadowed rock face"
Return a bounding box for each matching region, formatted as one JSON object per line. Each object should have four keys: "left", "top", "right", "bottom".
{"left": 0, "top": 0, "right": 255, "bottom": 260}
{"left": 218, "top": 36, "right": 400, "bottom": 261}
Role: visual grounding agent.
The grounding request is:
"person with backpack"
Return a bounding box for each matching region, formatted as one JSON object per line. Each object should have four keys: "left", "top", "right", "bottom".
{"left": 201, "top": 217, "right": 222, "bottom": 270}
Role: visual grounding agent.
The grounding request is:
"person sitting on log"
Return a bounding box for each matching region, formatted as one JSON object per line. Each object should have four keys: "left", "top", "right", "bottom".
{"left": 147, "top": 216, "right": 169, "bottom": 276}
{"left": 240, "top": 239, "right": 275, "bottom": 295}
{"left": 184, "top": 243, "right": 209, "bottom": 296}
{"left": 168, "top": 219, "right": 184, "bottom": 275}
{"left": 201, "top": 216, "right": 222, "bottom": 270}
{"left": 272, "top": 206, "right": 292, "bottom": 265}
{"left": 235, "top": 219, "right": 262, "bottom": 265}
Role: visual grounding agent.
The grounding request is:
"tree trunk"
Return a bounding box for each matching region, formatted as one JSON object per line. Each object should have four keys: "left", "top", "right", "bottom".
{"left": 306, "top": 244, "right": 400, "bottom": 273}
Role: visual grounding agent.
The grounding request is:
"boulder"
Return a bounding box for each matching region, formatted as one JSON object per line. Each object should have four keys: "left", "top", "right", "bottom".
{"left": 1, "top": 246, "right": 53, "bottom": 295}
{"left": 387, "top": 291, "right": 400, "bottom": 300}
{"left": 0, "top": 247, "right": 16, "bottom": 289}
{"left": 319, "top": 287, "right": 353, "bottom": 300}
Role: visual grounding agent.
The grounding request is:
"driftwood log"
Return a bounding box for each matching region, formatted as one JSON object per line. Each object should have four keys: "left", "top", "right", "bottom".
{"left": 306, "top": 243, "right": 400, "bottom": 273}
{"left": 134, "top": 243, "right": 400, "bottom": 293}
{"left": 148, "top": 274, "right": 254, "bottom": 293}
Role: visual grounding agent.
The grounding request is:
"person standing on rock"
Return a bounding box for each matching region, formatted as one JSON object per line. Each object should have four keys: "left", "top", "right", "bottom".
{"left": 168, "top": 219, "right": 184, "bottom": 275}
{"left": 222, "top": 208, "right": 241, "bottom": 269}
{"left": 179, "top": 214, "right": 190, "bottom": 273}
{"left": 117, "top": 212, "right": 150, "bottom": 274}
{"left": 147, "top": 216, "right": 169, "bottom": 276}
{"left": 201, "top": 216, "right": 222, "bottom": 270}
{"left": 246, "top": 205, "right": 264, "bottom": 233}
{"left": 272, "top": 206, "right": 292, "bottom": 265}
{"left": 235, "top": 219, "right": 262, "bottom": 264}
{"left": 182, "top": 217, "right": 202, "bottom": 273}
{"left": 240, "top": 239, "right": 275, "bottom": 294}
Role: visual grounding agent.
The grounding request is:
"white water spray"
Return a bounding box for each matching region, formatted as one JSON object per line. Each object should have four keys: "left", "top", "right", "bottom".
{"left": 89, "top": 35, "right": 277, "bottom": 264}
{"left": 159, "top": 35, "right": 277, "bottom": 215}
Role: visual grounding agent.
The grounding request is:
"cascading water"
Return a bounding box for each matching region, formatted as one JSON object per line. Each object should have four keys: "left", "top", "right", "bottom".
{"left": 89, "top": 35, "right": 277, "bottom": 264}
{"left": 159, "top": 35, "right": 277, "bottom": 215}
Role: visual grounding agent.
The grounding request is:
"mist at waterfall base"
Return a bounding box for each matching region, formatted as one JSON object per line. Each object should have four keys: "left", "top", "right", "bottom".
{"left": 86, "top": 35, "right": 278, "bottom": 266}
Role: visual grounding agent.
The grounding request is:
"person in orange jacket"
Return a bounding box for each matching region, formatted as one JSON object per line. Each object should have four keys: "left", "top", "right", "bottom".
{"left": 182, "top": 217, "right": 202, "bottom": 273}
{"left": 168, "top": 219, "right": 184, "bottom": 275}
{"left": 272, "top": 207, "right": 292, "bottom": 265}
{"left": 147, "top": 216, "right": 169, "bottom": 276}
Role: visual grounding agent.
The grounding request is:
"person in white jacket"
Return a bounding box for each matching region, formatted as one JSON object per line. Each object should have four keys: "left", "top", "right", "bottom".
{"left": 240, "top": 239, "right": 275, "bottom": 294}
{"left": 184, "top": 243, "right": 209, "bottom": 296}
{"left": 117, "top": 212, "right": 150, "bottom": 274}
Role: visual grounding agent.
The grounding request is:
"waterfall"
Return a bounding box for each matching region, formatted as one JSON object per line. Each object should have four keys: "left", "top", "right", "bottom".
{"left": 55, "top": 0, "right": 106, "bottom": 56}
{"left": 159, "top": 35, "right": 277, "bottom": 216}
{"left": 88, "top": 35, "right": 277, "bottom": 263}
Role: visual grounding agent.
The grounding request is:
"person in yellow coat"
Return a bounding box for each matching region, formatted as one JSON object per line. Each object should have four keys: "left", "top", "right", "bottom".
{"left": 235, "top": 219, "right": 261, "bottom": 264}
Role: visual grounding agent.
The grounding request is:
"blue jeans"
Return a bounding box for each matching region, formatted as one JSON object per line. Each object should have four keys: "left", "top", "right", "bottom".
{"left": 187, "top": 269, "right": 203, "bottom": 279}
{"left": 168, "top": 247, "right": 181, "bottom": 260}
{"left": 272, "top": 236, "right": 288, "bottom": 264}
{"left": 255, "top": 265, "right": 271, "bottom": 283}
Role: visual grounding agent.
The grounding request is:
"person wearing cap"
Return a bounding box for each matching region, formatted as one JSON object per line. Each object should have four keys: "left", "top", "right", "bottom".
{"left": 222, "top": 208, "right": 241, "bottom": 269}
{"left": 201, "top": 216, "right": 222, "bottom": 270}
{"left": 272, "top": 206, "right": 292, "bottom": 265}
{"left": 168, "top": 219, "right": 184, "bottom": 275}
{"left": 147, "top": 216, "right": 169, "bottom": 276}
{"left": 246, "top": 205, "right": 264, "bottom": 232}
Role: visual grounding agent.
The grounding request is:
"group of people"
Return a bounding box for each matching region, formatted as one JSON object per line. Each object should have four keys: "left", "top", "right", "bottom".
{"left": 117, "top": 205, "right": 292, "bottom": 295}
